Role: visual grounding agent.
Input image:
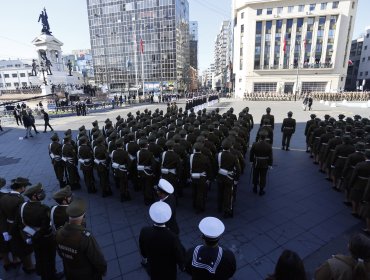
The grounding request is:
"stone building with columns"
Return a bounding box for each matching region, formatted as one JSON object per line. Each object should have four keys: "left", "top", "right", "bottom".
{"left": 232, "top": 0, "right": 358, "bottom": 98}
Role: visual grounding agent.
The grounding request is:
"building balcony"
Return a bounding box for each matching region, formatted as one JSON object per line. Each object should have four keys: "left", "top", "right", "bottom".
{"left": 254, "top": 62, "right": 334, "bottom": 72}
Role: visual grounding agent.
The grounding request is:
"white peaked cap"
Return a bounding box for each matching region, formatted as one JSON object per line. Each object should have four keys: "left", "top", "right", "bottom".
{"left": 149, "top": 201, "right": 172, "bottom": 224}
{"left": 157, "top": 178, "right": 174, "bottom": 194}
{"left": 199, "top": 217, "right": 225, "bottom": 239}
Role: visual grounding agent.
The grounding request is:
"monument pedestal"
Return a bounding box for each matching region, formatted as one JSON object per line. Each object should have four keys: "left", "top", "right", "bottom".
{"left": 41, "top": 84, "right": 51, "bottom": 96}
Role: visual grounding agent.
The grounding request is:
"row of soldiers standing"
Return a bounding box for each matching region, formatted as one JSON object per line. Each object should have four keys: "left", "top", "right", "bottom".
{"left": 0, "top": 178, "right": 107, "bottom": 279}
{"left": 305, "top": 113, "right": 370, "bottom": 234}
{"left": 48, "top": 105, "right": 258, "bottom": 218}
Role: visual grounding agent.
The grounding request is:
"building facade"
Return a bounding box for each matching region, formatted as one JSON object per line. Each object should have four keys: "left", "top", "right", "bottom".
{"left": 345, "top": 36, "right": 363, "bottom": 91}
{"left": 357, "top": 27, "right": 370, "bottom": 91}
{"left": 232, "top": 0, "right": 358, "bottom": 97}
{"left": 86, "top": 0, "right": 190, "bottom": 93}
{"left": 189, "top": 21, "right": 198, "bottom": 70}
{"left": 0, "top": 59, "right": 38, "bottom": 90}
{"left": 213, "top": 21, "right": 231, "bottom": 92}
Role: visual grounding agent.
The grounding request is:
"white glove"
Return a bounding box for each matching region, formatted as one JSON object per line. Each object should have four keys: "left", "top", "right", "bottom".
{"left": 26, "top": 238, "right": 32, "bottom": 245}
{"left": 3, "top": 232, "right": 12, "bottom": 241}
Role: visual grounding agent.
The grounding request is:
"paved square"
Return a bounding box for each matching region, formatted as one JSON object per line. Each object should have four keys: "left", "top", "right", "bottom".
{"left": 0, "top": 99, "right": 368, "bottom": 279}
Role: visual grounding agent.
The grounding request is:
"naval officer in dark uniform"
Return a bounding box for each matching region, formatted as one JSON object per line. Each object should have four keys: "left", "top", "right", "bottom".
{"left": 281, "top": 111, "right": 296, "bottom": 151}
{"left": 56, "top": 198, "right": 107, "bottom": 280}
{"left": 139, "top": 201, "right": 185, "bottom": 280}
{"left": 155, "top": 179, "right": 179, "bottom": 235}
{"left": 185, "top": 217, "right": 236, "bottom": 280}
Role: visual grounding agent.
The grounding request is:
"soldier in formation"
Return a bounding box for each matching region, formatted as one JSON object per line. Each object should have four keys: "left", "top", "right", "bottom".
{"left": 46, "top": 105, "right": 254, "bottom": 220}
{"left": 304, "top": 113, "right": 370, "bottom": 235}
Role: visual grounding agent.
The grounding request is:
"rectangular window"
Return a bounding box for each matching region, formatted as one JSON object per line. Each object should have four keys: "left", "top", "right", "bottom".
{"left": 368, "top": 56, "right": 370, "bottom": 61}
{"left": 321, "top": 2, "right": 327, "bottom": 10}
{"left": 0, "top": 83, "right": 3, "bottom": 88}
{"left": 240, "top": 59, "right": 243, "bottom": 70}
{"left": 310, "top": 4, "right": 316, "bottom": 11}
{"left": 288, "top": 6, "right": 294, "bottom": 13}
{"left": 362, "top": 58, "right": 365, "bottom": 62}
{"left": 367, "top": 34, "right": 369, "bottom": 38}
{"left": 14, "top": 82, "right": 19, "bottom": 87}
{"left": 253, "top": 82, "right": 277, "bottom": 92}
{"left": 365, "top": 46, "right": 368, "bottom": 50}
{"left": 241, "top": 12, "right": 244, "bottom": 19}
{"left": 12, "top": 73, "right": 17, "bottom": 78}
{"left": 366, "top": 71, "right": 369, "bottom": 76}
{"left": 277, "top": 7, "right": 283, "bottom": 14}
{"left": 360, "top": 72, "right": 363, "bottom": 76}
{"left": 22, "top": 82, "right": 27, "bottom": 87}
{"left": 6, "top": 83, "right": 11, "bottom": 87}
{"left": 298, "top": 5, "right": 305, "bottom": 12}
{"left": 20, "top": 73, "right": 26, "bottom": 77}
{"left": 267, "top": 8, "right": 272, "bottom": 15}
{"left": 257, "top": 9, "right": 262, "bottom": 16}
{"left": 241, "top": 24, "right": 244, "bottom": 33}
{"left": 4, "top": 74, "right": 9, "bottom": 78}
{"left": 333, "top": 1, "right": 339, "bottom": 8}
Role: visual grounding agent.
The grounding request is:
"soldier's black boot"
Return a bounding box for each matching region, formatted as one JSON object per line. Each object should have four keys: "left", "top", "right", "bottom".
{"left": 253, "top": 186, "right": 258, "bottom": 194}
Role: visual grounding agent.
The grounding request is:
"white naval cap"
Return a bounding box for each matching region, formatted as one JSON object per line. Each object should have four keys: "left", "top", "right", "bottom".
{"left": 149, "top": 201, "right": 172, "bottom": 224}
{"left": 156, "top": 178, "right": 174, "bottom": 194}
{"left": 199, "top": 217, "right": 225, "bottom": 239}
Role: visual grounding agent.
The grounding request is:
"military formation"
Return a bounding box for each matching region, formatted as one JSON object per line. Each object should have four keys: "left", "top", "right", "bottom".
{"left": 242, "top": 91, "right": 370, "bottom": 102}
{"left": 1, "top": 101, "right": 304, "bottom": 279}
{"left": 48, "top": 102, "right": 260, "bottom": 218}
{"left": 0, "top": 178, "right": 107, "bottom": 279}
{"left": 305, "top": 113, "right": 370, "bottom": 235}
{"left": 306, "top": 91, "right": 370, "bottom": 101}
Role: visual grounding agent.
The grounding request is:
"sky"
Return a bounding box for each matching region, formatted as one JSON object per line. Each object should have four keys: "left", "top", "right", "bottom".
{"left": 0, "top": 0, "right": 369, "bottom": 72}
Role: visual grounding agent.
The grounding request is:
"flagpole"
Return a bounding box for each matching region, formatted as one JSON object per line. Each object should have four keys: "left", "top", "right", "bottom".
{"left": 295, "top": 39, "right": 300, "bottom": 102}
{"left": 133, "top": 16, "right": 138, "bottom": 99}
{"left": 140, "top": 28, "right": 145, "bottom": 100}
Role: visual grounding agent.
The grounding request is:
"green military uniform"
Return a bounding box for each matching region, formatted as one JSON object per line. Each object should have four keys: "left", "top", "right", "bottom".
{"left": 250, "top": 132, "right": 273, "bottom": 196}
{"left": 217, "top": 140, "right": 241, "bottom": 218}
{"left": 94, "top": 136, "right": 112, "bottom": 197}
{"left": 49, "top": 133, "right": 66, "bottom": 188}
{"left": 51, "top": 186, "right": 73, "bottom": 232}
{"left": 56, "top": 199, "right": 107, "bottom": 280}
{"left": 281, "top": 112, "right": 296, "bottom": 151}
{"left": 137, "top": 139, "right": 156, "bottom": 205}
{"left": 62, "top": 136, "right": 81, "bottom": 190}
{"left": 78, "top": 136, "right": 97, "bottom": 193}
{"left": 0, "top": 178, "right": 32, "bottom": 265}
{"left": 189, "top": 142, "right": 211, "bottom": 213}
{"left": 19, "top": 183, "right": 60, "bottom": 280}
{"left": 111, "top": 138, "right": 132, "bottom": 202}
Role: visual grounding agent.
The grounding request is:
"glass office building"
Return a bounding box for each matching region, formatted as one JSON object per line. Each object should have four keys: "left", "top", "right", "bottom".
{"left": 86, "top": 0, "right": 190, "bottom": 92}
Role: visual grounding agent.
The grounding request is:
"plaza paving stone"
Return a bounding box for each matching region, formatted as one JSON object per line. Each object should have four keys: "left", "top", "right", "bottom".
{"left": 0, "top": 99, "right": 369, "bottom": 279}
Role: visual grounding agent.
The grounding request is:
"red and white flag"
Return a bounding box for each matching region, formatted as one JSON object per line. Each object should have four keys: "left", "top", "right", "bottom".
{"left": 140, "top": 38, "right": 144, "bottom": 54}
{"left": 348, "top": 60, "right": 353, "bottom": 65}
{"left": 283, "top": 36, "right": 287, "bottom": 53}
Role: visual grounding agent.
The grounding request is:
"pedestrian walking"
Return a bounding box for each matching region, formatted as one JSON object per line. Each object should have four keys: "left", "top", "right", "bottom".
{"left": 28, "top": 111, "right": 39, "bottom": 134}
{"left": 41, "top": 109, "right": 54, "bottom": 132}
{"left": 13, "top": 107, "right": 22, "bottom": 126}
{"left": 308, "top": 96, "right": 313, "bottom": 111}
{"left": 22, "top": 110, "right": 33, "bottom": 139}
